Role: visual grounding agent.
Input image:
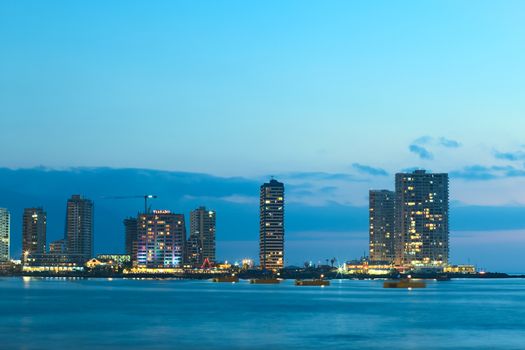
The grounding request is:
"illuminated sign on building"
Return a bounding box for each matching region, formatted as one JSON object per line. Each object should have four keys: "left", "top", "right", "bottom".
{"left": 152, "top": 210, "right": 171, "bottom": 215}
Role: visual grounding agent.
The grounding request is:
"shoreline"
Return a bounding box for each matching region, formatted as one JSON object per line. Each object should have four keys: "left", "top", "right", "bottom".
{"left": 2, "top": 271, "right": 524, "bottom": 280}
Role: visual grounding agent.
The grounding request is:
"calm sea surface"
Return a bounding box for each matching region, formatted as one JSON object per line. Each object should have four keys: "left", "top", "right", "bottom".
{"left": 1, "top": 277, "right": 524, "bottom": 350}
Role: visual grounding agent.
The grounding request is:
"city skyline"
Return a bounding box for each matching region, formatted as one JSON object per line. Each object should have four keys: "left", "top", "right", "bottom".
{"left": 1, "top": 2, "right": 524, "bottom": 349}
{"left": 0, "top": 168, "right": 508, "bottom": 275}
{"left": 0, "top": 166, "right": 523, "bottom": 272}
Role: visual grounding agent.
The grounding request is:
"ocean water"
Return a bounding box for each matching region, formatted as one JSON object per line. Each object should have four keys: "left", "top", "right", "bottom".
{"left": 1, "top": 277, "right": 524, "bottom": 350}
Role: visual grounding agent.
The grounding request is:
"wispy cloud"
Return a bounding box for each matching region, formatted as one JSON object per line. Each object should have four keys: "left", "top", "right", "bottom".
{"left": 439, "top": 137, "right": 461, "bottom": 148}
{"left": 409, "top": 144, "right": 434, "bottom": 160}
{"left": 279, "top": 172, "right": 360, "bottom": 182}
{"left": 506, "top": 168, "right": 525, "bottom": 177}
{"left": 409, "top": 136, "right": 461, "bottom": 159}
{"left": 494, "top": 150, "right": 525, "bottom": 161}
{"left": 450, "top": 165, "right": 525, "bottom": 180}
{"left": 413, "top": 135, "right": 433, "bottom": 145}
{"left": 183, "top": 194, "right": 258, "bottom": 204}
{"left": 219, "top": 194, "right": 259, "bottom": 204}
{"left": 351, "top": 163, "right": 388, "bottom": 176}
{"left": 450, "top": 165, "right": 499, "bottom": 180}
{"left": 319, "top": 186, "right": 338, "bottom": 193}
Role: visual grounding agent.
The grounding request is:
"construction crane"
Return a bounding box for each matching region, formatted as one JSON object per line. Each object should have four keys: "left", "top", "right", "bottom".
{"left": 102, "top": 194, "right": 158, "bottom": 214}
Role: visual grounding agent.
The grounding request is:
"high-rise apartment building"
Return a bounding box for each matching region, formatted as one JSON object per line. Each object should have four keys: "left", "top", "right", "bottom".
{"left": 136, "top": 210, "right": 186, "bottom": 268}
{"left": 395, "top": 170, "right": 449, "bottom": 266}
{"left": 65, "top": 195, "right": 94, "bottom": 261}
{"left": 187, "top": 207, "right": 216, "bottom": 267}
{"left": 369, "top": 190, "right": 395, "bottom": 263}
{"left": 124, "top": 217, "right": 138, "bottom": 261}
{"left": 259, "top": 179, "right": 285, "bottom": 271}
{"left": 22, "top": 207, "right": 47, "bottom": 257}
{"left": 0, "top": 208, "right": 10, "bottom": 261}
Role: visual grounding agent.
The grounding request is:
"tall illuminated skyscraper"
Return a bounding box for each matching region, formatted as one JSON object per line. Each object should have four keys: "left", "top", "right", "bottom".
{"left": 22, "top": 207, "right": 47, "bottom": 256}
{"left": 187, "top": 206, "right": 216, "bottom": 267}
{"left": 369, "top": 190, "right": 395, "bottom": 263}
{"left": 395, "top": 170, "right": 449, "bottom": 266}
{"left": 136, "top": 210, "right": 186, "bottom": 268}
{"left": 65, "top": 195, "right": 94, "bottom": 261}
{"left": 0, "top": 208, "right": 10, "bottom": 261}
{"left": 259, "top": 179, "right": 285, "bottom": 271}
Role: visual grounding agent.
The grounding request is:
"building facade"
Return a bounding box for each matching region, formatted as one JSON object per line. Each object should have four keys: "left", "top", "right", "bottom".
{"left": 22, "top": 207, "right": 47, "bottom": 258}
{"left": 259, "top": 179, "right": 285, "bottom": 271}
{"left": 187, "top": 207, "right": 216, "bottom": 267}
{"left": 0, "top": 208, "right": 10, "bottom": 261}
{"left": 24, "top": 253, "right": 85, "bottom": 269}
{"left": 124, "top": 217, "right": 138, "bottom": 262}
{"left": 369, "top": 190, "right": 395, "bottom": 263}
{"left": 136, "top": 210, "right": 186, "bottom": 268}
{"left": 394, "top": 170, "right": 449, "bottom": 266}
{"left": 49, "top": 239, "right": 66, "bottom": 253}
{"left": 65, "top": 195, "right": 94, "bottom": 261}
{"left": 185, "top": 234, "right": 201, "bottom": 268}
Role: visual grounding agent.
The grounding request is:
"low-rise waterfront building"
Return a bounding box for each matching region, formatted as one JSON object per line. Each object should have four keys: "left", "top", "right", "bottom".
{"left": 85, "top": 258, "right": 103, "bottom": 269}
{"left": 443, "top": 265, "right": 476, "bottom": 274}
{"left": 23, "top": 253, "right": 85, "bottom": 272}
{"left": 342, "top": 259, "right": 395, "bottom": 275}
{"left": 241, "top": 258, "right": 254, "bottom": 269}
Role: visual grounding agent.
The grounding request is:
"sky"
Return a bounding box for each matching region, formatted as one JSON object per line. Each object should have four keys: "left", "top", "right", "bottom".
{"left": 1, "top": 1, "right": 525, "bottom": 271}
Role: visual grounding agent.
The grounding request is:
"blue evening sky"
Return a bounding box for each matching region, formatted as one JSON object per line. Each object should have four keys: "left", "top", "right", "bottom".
{"left": 1, "top": 1, "right": 525, "bottom": 270}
